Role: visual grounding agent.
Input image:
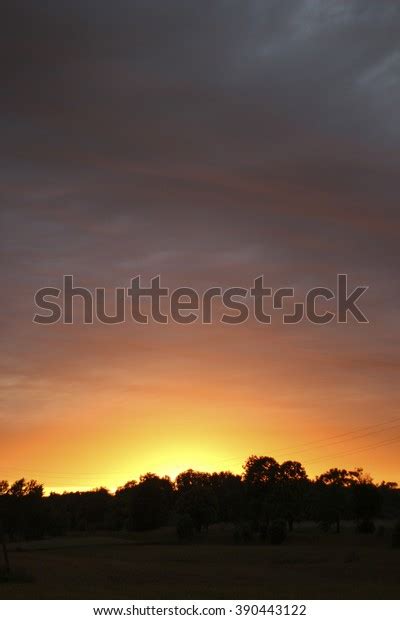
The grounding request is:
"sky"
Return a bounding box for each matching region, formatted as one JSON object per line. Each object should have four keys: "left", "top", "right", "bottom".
{"left": 1, "top": 1, "right": 400, "bottom": 492}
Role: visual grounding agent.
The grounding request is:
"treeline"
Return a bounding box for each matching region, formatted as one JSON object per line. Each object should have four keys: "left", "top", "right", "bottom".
{"left": 0, "top": 456, "right": 399, "bottom": 544}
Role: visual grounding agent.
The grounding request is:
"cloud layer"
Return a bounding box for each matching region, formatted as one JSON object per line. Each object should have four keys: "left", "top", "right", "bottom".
{"left": 1, "top": 1, "right": 399, "bottom": 487}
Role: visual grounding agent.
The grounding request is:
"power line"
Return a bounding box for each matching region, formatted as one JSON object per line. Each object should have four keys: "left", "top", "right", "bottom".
{"left": 1, "top": 417, "right": 399, "bottom": 483}
{"left": 306, "top": 433, "right": 400, "bottom": 466}
{"left": 193, "top": 416, "right": 400, "bottom": 468}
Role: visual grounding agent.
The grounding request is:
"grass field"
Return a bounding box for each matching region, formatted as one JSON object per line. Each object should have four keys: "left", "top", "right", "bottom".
{"left": 1, "top": 523, "right": 399, "bottom": 599}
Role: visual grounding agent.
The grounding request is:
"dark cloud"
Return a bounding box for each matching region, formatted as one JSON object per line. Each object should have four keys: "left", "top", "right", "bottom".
{"left": 2, "top": 1, "right": 400, "bottom": 161}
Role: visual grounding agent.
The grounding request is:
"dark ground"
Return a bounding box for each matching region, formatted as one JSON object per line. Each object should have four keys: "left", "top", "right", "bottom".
{"left": 1, "top": 522, "right": 399, "bottom": 599}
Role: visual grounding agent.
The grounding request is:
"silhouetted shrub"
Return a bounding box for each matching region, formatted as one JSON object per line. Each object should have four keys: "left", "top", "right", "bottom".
{"left": 268, "top": 519, "right": 287, "bottom": 544}
{"left": 0, "top": 567, "right": 33, "bottom": 583}
{"left": 392, "top": 521, "right": 400, "bottom": 548}
{"left": 176, "top": 514, "right": 194, "bottom": 541}
{"left": 259, "top": 522, "right": 268, "bottom": 542}
{"left": 233, "top": 522, "right": 253, "bottom": 544}
{"left": 320, "top": 520, "right": 331, "bottom": 533}
{"left": 317, "top": 508, "right": 338, "bottom": 533}
{"left": 357, "top": 519, "right": 375, "bottom": 534}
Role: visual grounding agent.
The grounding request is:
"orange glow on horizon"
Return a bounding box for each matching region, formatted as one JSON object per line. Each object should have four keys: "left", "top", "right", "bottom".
{"left": 2, "top": 384, "right": 399, "bottom": 494}
{"left": 1, "top": 303, "right": 399, "bottom": 493}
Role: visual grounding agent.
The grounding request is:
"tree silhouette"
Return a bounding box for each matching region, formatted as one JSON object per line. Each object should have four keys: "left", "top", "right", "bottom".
{"left": 176, "top": 470, "right": 217, "bottom": 533}
{"left": 275, "top": 461, "right": 309, "bottom": 531}
{"left": 243, "top": 457, "right": 309, "bottom": 532}
{"left": 0, "top": 456, "right": 398, "bottom": 545}
{"left": 353, "top": 481, "right": 381, "bottom": 530}
{"left": 0, "top": 481, "right": 10, "bottom": 574}
{"left": 314, "top": 468, "right": 362, "bottom": 533}
{"left": 116, "top": 474, "right": 173, "bottom": 531}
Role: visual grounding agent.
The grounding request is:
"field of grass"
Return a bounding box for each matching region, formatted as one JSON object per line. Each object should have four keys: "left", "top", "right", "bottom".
{"left": 1, "top": 523, "right": 399, "bottom": 599}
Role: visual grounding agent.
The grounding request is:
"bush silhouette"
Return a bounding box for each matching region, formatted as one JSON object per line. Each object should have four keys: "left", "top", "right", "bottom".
{"left": 176, "top": 514, "right": 195, "bottom": 541}
{"left": 233, "top": 522, "right": 254, "bottom": 544}
{"left": 259, "top": 522, "right": 269, "bottom": 542}
{"left": 392, "top": 521, "right": 400, "bottom": 548}
{"left": 356, "top": 519, "right": 376, "bottom": 534}
{"left": 0, "top": 567, "right": 33, "bottom": 583}
{"left": 268, "top": 519, "right": 287, "bottom": 545}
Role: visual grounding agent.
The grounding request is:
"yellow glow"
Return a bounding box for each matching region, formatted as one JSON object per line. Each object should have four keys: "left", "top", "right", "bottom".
{"left": 1, "top": 321, "right": 399, "bottom": 492}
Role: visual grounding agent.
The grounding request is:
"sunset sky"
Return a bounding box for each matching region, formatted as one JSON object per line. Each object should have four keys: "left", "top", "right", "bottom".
{"left": 1, "top": 1, "right": 400, "bottom": 492}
